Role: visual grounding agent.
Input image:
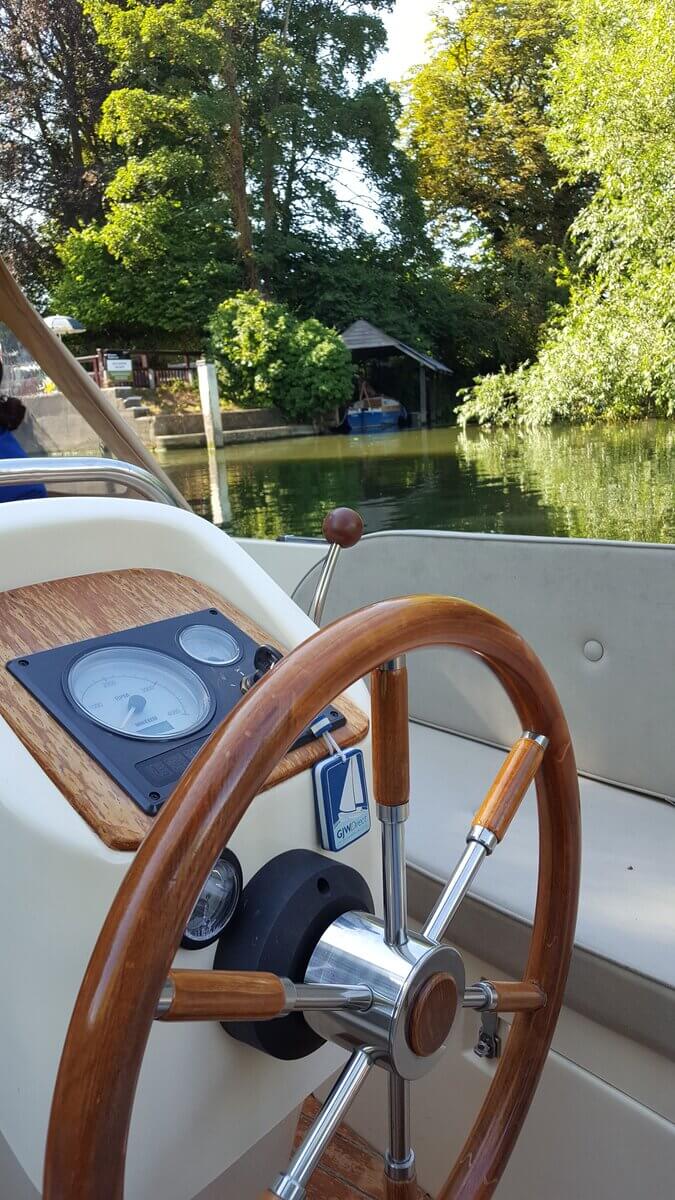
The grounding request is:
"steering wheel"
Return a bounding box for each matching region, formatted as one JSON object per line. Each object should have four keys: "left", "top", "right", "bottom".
{"left": 43, "top": 596, "right": 580, "bottom": 1200}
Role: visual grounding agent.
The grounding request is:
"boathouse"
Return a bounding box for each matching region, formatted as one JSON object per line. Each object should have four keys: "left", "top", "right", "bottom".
{"left": 341, "top": 319, "right": 452, "bottom": 425}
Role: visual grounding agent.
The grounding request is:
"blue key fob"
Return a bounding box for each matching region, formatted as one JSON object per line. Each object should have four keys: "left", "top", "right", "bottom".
{"left": 313, "top": 748, "right": 370, "bottom": 852}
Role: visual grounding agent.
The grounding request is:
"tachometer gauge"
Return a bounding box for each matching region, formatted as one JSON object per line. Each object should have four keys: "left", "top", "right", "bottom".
{"left": 178, "top": 623, "right": 242, "bottom": 666}
{"left": 182, "top": 850, "right": 243, "bottom": 948}
{"left": 66, "top": 646, "right": 213, "bottom": 740}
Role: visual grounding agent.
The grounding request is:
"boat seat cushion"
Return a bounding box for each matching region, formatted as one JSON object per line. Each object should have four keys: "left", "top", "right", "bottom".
{"left": 293, "top": 531, "right": 675, "bottom": 802}
{"left": 407, "top": 723, "right": 675, "bottom": 995}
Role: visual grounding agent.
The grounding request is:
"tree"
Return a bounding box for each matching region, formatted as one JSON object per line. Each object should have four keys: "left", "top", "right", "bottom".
{"left": 0, "top": 0, "right": 111, "bottom": 292}
{"left": 458, "top": 0, "right": 675, "bottom": 425}
{"left": 210, "top": 291, "right": 353, "bottom": 421}
{"left": 53, "top": 0, "right": 438, "bottom": 338}
{"left": 405, "top": 0, "right": 580, "bottom": 248}
{"left": 402, "top": 0, "right": 583, "bottom": 382}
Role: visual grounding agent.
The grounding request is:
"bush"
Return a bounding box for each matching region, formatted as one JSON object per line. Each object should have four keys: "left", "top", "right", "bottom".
{"left": 209, "top": 292, "right": 353, "bottom": 422}
{"left": 457, "top": 271, "right": 675, "bottom": 427}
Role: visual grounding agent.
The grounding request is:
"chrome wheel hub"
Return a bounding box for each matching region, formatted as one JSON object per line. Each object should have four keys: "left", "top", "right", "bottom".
{"left": 304, "top": 910, "right": 465, "bottom": 1079}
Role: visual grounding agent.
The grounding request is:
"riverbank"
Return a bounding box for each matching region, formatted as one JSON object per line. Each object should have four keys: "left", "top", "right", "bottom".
{"left": 18, "top": 388, "right": 315, "bottom": 453}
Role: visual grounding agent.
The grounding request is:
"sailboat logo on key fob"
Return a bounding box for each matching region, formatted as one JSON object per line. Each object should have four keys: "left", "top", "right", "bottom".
{"left": 313, "top": 748, "right": 370, "bottom": 852}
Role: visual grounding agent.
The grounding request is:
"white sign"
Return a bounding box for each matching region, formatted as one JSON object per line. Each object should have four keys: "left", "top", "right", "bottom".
{"left": 106, "top": 357, "right": 133, "bottom": 376}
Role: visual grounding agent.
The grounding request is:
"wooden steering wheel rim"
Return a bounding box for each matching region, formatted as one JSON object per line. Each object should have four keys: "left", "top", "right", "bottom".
{"left": 43, "top": 596, "right": 581, "bottom": 1200}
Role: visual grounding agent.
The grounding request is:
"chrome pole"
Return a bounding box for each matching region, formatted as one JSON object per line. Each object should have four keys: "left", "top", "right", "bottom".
{"left": 0, "top": 456, "right": 179, "bottom": 507}
{"left": 271, "top": 1050, "right": 372, "bottom": 1200}
{"left": 422, "top": 825, "right": 497, "bottom": 944}
{"left": 308, "top": 542, "right": 340, "bottom": 625}
{"left": 282, "top": 981, "right": 373, "bottom": 1013}
{"left": 385, "top": 1072, "right": 416, "bottom": 1183}
{"left": 380, "top": 803, "right": 409, "bottom": 947}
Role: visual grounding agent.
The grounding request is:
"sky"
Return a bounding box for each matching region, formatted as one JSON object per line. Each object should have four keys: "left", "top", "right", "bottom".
{"left": 378, "top": 0, "right": 439, "bottom": 80}
{"left": 333, "top": 1, "right": 440, "bottom": 230}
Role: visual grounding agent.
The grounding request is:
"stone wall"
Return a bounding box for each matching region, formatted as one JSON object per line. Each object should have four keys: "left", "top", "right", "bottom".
{"left": 152, "top": 406, "right": 287, "bottom": 436}
{"left": 15, "top": 393, "right": 308, "bottom": 453}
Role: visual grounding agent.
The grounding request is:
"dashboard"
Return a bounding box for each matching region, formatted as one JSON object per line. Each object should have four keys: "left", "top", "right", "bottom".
{"left": 0, "top": 567, "right": 369, "bottom": 850}
{"left": 7, "top": 606, "right": 345, "bottom": 816}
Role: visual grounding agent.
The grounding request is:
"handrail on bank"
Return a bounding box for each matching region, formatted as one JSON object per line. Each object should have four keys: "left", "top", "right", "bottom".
{"left": 0, "top": 457, "right": 179, "bottom": 507}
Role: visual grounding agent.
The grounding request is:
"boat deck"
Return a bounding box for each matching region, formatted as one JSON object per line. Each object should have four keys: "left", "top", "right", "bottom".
{"left": 298, "top": 1097, "right": 430, "bottom": 1199}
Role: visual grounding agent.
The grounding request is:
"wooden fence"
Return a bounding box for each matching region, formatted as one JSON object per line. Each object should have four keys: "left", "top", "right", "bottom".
{"left": 76, "top": 350, "right": 199, "bottom": 391}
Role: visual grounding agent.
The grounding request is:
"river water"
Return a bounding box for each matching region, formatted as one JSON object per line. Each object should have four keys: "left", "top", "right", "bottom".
{"left": 159, "top": 420, "right": 675, "bottom": 543}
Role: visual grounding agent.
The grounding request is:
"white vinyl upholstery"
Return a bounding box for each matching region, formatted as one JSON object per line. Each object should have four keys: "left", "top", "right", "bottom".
{"left": 406, "top": 723, "right": 675, "bottom": 991}
{"left": 294, "top": 530, "right": 675, "bottom": 802}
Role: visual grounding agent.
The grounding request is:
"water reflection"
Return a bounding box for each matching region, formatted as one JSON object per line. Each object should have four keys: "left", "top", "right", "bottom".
{"left": 159, "top": 422, "right": 675, "bottom": 543}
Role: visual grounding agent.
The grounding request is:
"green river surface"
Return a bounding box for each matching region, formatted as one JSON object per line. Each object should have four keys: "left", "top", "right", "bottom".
{"left": 159, "top": 420, "right": 675, "bottom": 543}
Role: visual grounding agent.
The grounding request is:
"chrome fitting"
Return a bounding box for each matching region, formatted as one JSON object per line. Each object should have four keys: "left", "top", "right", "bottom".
{"left": 467, "top": 824, "right": 498, "bottom": 855}
{"left": 463, "top": 981, "right": 498, "bottom": 1011}
{"left": 281, "top": 980, "right": 373, "bottom": 1014}
{"left": 384, "top": 1150, "right": 417, "bottom": 1182}
{"left": 155, "top": 978, "right": 175, "bottom": 1017}
{"left": 377, "top": 802, "right": 409, "bottom": 825}
{"left": 522, "top": 731, "right": 549, "bottom": 750}
{"left": 378, "top": 655, "right": 406, "bottom": 672}
{"left": 271, "top": 1175, "right": 305, "bottom": 1200}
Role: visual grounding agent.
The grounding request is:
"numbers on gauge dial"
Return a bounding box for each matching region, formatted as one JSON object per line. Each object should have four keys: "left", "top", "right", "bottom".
{"left": 66, "top": 646, "right": 213, "bottom": 740}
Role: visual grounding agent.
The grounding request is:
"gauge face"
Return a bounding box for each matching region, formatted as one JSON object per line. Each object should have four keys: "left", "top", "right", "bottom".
{"left": 66, "top": 646, "right": 213, "bottom": 740}
{"left": 178, "top": 624, "right": 242, "bottom": 666}
{"left": 182, "top": 851, "right": 243, "bottom": 948}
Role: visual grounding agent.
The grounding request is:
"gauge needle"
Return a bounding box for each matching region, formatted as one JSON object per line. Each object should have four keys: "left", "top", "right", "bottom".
{"left": 121, "top": 694, "right": 147, "bottom": 729}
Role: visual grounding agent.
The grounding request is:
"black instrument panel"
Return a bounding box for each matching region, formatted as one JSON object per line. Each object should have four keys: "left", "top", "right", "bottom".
{"left": 6, "top": 608, "right": 345, "bottom": 815}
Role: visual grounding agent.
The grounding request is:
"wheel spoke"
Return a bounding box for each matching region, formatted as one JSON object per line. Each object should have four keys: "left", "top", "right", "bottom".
{"left": 463, "top": 980, "right": 546, "bottom": 1013}
{"left": 380, "top": 803, "right": 409, "bottom": 946}
{"left": 422, "top": 829, "right": 494, "bottom": 943}
{"left": 386, "top": 1072, "right": 416, "bottom": 1185}
{"left": 372, "top": 656, "right": 411, "bottom": 946}
{"left": 423, "top": 732, "right": 548, "bottom": 944}
{"left": 270, "top": 1050, "right": 372, "bottom": 1199}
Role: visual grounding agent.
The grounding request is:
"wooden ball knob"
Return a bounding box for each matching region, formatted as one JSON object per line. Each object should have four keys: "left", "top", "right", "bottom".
{"left": 322, "top": 507, "right": 364, "bottom": 548}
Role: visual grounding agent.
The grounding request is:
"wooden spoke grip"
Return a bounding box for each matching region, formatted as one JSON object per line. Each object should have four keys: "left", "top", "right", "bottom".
{"left": 158, "top": 970, "right": 286, "bottom": 1022}
{"left": 473, "top": 733, "right": 547, "bottom": 841}
{"left": 371, "top": 661, "right": 410, "bottom": 807}
{"left": 487, "top": 981, "right": 546, "bottom": 1013}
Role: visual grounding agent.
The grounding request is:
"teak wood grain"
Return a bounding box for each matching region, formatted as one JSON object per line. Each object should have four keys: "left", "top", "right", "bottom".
{"left": 160, "top": 970, "right": 287, "bottom": 1022}
{"left": 473, "top": 734, "right": 546, "bottom": 842}
{"left": 371, "top": 663, "right": 410, "bottom": 808}
{"left": 295, "top": 1096, "right": 430, "bottom": 1200}
{"left": 44, "top": 595, "right": 580, "bottom": 1200}
{"left": 385, "top": 1180, "right": 420, "bottom": 1200}
{"left": 407, "top": 972, "right": 458, "bottom": 1058}
{"left": 0, "top": 568, "right": 368, "bottom": 849}
{"left": 489, "top": 980, "right": 546, "bottom": 1013}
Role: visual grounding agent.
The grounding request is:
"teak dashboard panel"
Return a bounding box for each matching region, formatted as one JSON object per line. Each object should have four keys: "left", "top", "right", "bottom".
{"left": 0, "top": 569, "right": 369, "bottom": 851}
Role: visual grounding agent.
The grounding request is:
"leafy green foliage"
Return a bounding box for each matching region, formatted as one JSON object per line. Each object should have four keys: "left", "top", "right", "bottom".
{"left": 0, "top": 0, "right": 112, "bottom": 295}
{"left": 404, "top": 0, "right": 579, "bottom": 385}
{"left": 210, "top": 292, "right": 353, "bottom": 421}
{"left": 459, "top": 0, "right": 675, "bottom": 425}
{"left": 405, "top": 0, "right": 581, "bottom": 247}
{"left": 52, "top": 196, "right": 237, "bottom": 338}
{"left": 53, "top": 0, "right": 438, "bottom": 342}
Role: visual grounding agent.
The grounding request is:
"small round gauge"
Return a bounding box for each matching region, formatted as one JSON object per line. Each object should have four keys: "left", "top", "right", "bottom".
{"left": 182, "top": 850, "right": 243, "bottom": 949}
{"left": 178, "top": 624, "right": 242, "bottom": 666}
{"left": 66, "top": 646, "right": 213, "bottom": 740}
